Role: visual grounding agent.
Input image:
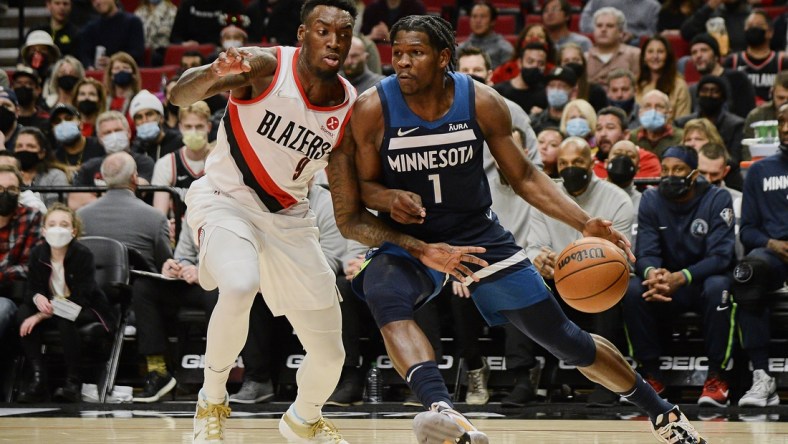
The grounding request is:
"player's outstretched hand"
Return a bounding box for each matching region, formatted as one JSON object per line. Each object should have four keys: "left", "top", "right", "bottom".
{"left": 419, "top": 243, "right": 488, "bottom": 283}
{"left": 582, "top": 217, "right": 635, "bottom": 262}
{"left": 212, "top": 46, "right": 252, "bottom": 77}
{"left": 390, "top": 190, "right": 426, "bottom": 224}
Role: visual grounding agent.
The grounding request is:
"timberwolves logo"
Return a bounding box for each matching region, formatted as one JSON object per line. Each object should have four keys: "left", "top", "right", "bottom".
{"left": 720, "top": 208, "right": 734, "bottom": 227}
{"left": 733, "top": 262, "right": 754, "bottom": 283}
{"left": 690, "top": 218, "right": 708, "bottom": 237}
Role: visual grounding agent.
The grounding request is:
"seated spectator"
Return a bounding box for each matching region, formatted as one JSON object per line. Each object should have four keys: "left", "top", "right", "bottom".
{"left": 361, "top": 0, "right": 426, "bottom": 42}
{"left": 658, "top": 0, "right": 703, "bottom": 34}
{"left": 130, "top": 90, "right": 181, "bottom": 161}
{"left": 593, "top": 106, "right": 661, "bottom": 179}
{"left": 134, "top": 0, "right": 177, "bottom": 66}
{"left": 531, "top": 66, "right": 576, "bottom": 135}
{"left": 73, "top": 78, "right": 107, "bottom": 138}
{"left": 744, "top": 70, "right": 788, "bottom": 140}
{"left": 689, "top": 33, "right": 756, "bottom": 119}
{"left": 12, "top": 68, "right": 50, "bottom": 134}
{"left": 636, "top": 36, "right": 691, "bottom": 119}
{"left": 169, "top": 0, "right": 246, "bottom": 46}
{"left": 527, "top": 136, "right": 634, "bottom": 406}
{"left": 162, "top": 75, "right": 182, "bottom": 131}
{"left": 13, "top": 127, "right": 69, "bottom": 207}
{"left": 580, "top": 0, "right": 661, "bottom": 40}
{"left": 584, "top": 7, "right": 640, "bottom": 85}
{"left": 16, "top": 203, "right": 115, "bottom": 403}
{"left": 606, "top": 68, "right": 640, "bottom": 129}
{"left": 45, "top": 56, "right": 85, "bottom": 109}
{"left": 697, "top": 143, "right": 742, "bottom": 258}
{"left": 219, "top": 25, "right": 248, "bottom": 52}
{"left": 79, "top": 0, "right": 145, "bottom": 69}
{"left": 0, "top": 153, "right": 47, "bottom": 213}
{"left": 680, "top": 116, "right": 743, "bottom": 191}
{"left": 20, "top": 31, "right": 60, "bottom": 86}
{"left": 456, "top": 1, "right": 513, "bottom": 69}
{"left": 103, "top": 52, "right": 142, "bottom": 115}
{"left": 543, "top": 0, "right": 592, "bottom": 52}
{"left": 151, "top": 101, "right": 210, "bottom": 218}
{"left": 0, "top": 87, "right": 22, "bottom": 151}
{"left": 734, "top": 104, "right": 788, "bottom": 408}
{"left": 630, "top": 90, "right": 684, "bottom": 157}
{"left": 179, "top": 51, "right": 205, "bottom": 74}
{"left": 50, "top": 104, "right": 106, "bottom": 181}
{"left": 723, "top": 10, "right": 784, "bottom": 103}
{"left": 605, "top": 140, "right": 643, "bottom": 212}
{"left": 681, "top": 0, "right": 751, "bottom": 55}
{"left": 537, "top": 127, "right": 563, "bottom": 178}
{"left": 77, "top": 151, "right": 170, "bottom": 274}
{"left": 675, "top": 76, "right": 744, "bottom": 190}
{"left": 491, "top": 24, "right": 556, "bottom": 85}
{"left": 70, "top": 111, "right": 154, "bottom": 209}
{"left": 494, "top": 42, "right": 549, "bottom": 115}
{"left": 26, "top": 0, "right": 81, "bottom": 58}
{"left": 623, "top": 145, "right": 736, "bottom": 407}
{"left": 558, "top": 43, "right": 608, "bottom": 112}
{"left": 342, "top": 36, "right": 384, "bottom": 94}
{"left": 131, "top": 212, "right": 218, "bottom": 403}
{"left": 559, "top": 99, "right": 596, "bottom": 143}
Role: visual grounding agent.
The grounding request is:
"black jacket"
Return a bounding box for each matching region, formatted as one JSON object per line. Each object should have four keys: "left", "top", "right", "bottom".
{"left": 24, "top": 240, "right": 116, "bottom": 331}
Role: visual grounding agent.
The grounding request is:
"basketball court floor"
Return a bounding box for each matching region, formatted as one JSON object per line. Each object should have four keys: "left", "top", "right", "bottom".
{"left": 2, "top": 402, "right": 786, "bottom": 443}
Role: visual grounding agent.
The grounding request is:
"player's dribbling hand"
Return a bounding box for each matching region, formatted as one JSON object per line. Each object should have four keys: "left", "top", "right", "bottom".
{"left": 451, "top": 281, "right": 471, "bottom": 298}
{"left": 390, "top": 191, "right": 426, "bottom": 224}
{"left": 582, "top": 217, "right": 635, "bottom": 262}
{"left": 533, "top": 247, "right": 556, "bottom": 280}
{"left": 212, "top": 46, "right": 252, "bottom": 77}
{"left": 419, "top": 243, "right": 488, "bottom": 283}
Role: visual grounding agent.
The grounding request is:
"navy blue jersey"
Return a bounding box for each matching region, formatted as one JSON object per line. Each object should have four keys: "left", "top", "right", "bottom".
{"left": 377, "top": 72, "right": 493, "bottom": 243}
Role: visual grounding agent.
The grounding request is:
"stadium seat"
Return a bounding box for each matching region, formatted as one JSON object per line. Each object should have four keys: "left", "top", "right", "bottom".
{"left": 85, "top": 69, "right": 104, "bottom": 82}
{"left": 569, "top": 13, "right": 580, "bottom": 32}
{"left": 764, "top": 6, "right": 788, "bottom": 19}
{"left": 163, "top": 44, "right": 216, "bottom": 67}
{"left": 457, "top": 14, "right": 516, "bottom": 37}
{"left": 139, "top": 66, "right": 179, "bottom": 92}
{"left": 525, "top": 14, "right": 543, "bottom": 26}
{"left": 666, "top": 33, "right": 690, "bottom": 59}
{"left": 377, "top": 42, "right": 392, "bottom": 69}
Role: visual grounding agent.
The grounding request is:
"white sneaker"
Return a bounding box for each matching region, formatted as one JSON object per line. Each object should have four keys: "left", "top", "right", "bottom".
{"left": 278, "top": 411, "right": 349, "bottom": 443}
{"left": 738, "top": 369, "right": 780, "bottom": 407}
{"left": 465, "top": 360, "right": 490, "bottom": 405}
{"left": 193, "top": 390, "right": 231, "bottom": 443}
{"left": 651, "top": 406, "right": 706, "bottom": 444}
{"left": 413, "top": 401, "right": 488, "bottom": 444}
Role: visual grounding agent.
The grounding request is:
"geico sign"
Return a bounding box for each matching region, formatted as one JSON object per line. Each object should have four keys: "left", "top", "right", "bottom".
{"left": 181, "top": 355, "right": 244, "bottom": 369}
{"left": 286, "top": 355, "right": 455, "bottom": 370}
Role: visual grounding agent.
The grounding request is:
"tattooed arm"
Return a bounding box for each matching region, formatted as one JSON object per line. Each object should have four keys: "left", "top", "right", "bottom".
{"left": 170, "top": 46, "right": 277, "bottom": 106}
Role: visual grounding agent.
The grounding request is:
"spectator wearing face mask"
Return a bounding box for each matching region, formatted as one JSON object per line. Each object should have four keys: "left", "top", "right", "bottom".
{"left": 606, "top": 69, "right": 640, "bottom": 129}
{"left": 559, "top": 99, "right": 596, "bottom": 144}
{"left": 630, "top": 90, "right": 683, "bottom": 157}
{"left": 13, "top": 128, "right": 69, "bottom": 208}
{"left": 531, "top": 66, "right": 576, "bottom": 135}
{"left": 11, "top": 68, "right": 50, "bottom": 135}
{"left": 135, "top": 0, "right": 177, "bottom": 67}
{"left": 45, "top": 56, "right": 85, "bottom": 109}
{"left": 20, "top": 31, "right": 61, "bottom": 88}
{"left": 103, "top": 52, "right": 141, "bottom": 116}
{"left": 493, "top": 41, "right": 549, "bottom": 115}
{"left": 605, "top": 140, "right": 642, "bottom": 211}
{"left": 129, "top": 90, "right": 182, "bottom": 161}
{"left": 69, "top": 111, "right": 154, "bottom": 210}
{"left": 72, "top": 78, "right": 107, "bottom": 138}
{"left": 50, "top": 104, "right": 106, "bottom": 182}
{"left": 206, "top": 25, "right": 250, "bottom": 64}
{"left": 594, "top": 106, "right": 660, "bottom": 180}
{"left": 0, "top": 87, "right": 22, "bottom": 152}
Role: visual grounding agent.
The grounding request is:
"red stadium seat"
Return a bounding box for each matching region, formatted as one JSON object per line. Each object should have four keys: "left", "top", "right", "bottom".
{"left": 683, "top": 59, "right": 701, "bottom": 85}
{"left": 569, "top": 14, "right": 580, "bottom": 32}
{"left": 525, "top": 14, "right": 543, "bottom": 26}
{"left": 163, "top": 44, "right": 216, "bottom": 67}
{"left": 763, "top": 6, "right": 787, "bottom": 19}
{"left": 377, "top": 42, "right": 392, "bottom": 68}
{"left": 139, "top": 66, "right": 179, "bottom": 92}
{"left": 85, "top": 69, "right": 104, "bottom": 82}
{"left": 457, "top": 14, "right": 516, "bottom": 37}
{"left": 665, "top": 33, "right": 690, "bottom": 59}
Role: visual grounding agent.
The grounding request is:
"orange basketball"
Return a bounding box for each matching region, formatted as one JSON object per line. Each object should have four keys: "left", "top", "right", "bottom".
{"left": 553, "top": 237, "right": 629, "bottom": 313}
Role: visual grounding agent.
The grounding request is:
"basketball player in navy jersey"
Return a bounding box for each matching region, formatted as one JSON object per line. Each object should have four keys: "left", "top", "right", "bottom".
{"left": 327, "top": 15, "right": 706, "bottom": 444}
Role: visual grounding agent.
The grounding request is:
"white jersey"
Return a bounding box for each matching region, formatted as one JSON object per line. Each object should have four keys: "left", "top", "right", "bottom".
{"left": 205, "top": 46, "right": 356, "bottom": 213}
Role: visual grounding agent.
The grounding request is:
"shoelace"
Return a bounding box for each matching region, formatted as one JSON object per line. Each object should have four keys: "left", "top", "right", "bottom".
{"left": 468, "top": 370, "right": 485, "bottom": 391}
{"left": 745, "top": 375, "right": 771, "bottom": 396}
{"left": 656, "top": 414, "right": 699, "bottom": 444}
{"left": 309, "top": 418, "right": 344, "bottom": 442}
{"left": 197, "top": 404, "right": 231, "bottom": 440}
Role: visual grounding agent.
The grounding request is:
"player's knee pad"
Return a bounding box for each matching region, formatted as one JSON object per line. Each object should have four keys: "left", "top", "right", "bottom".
{"left": 731, "top": 257, "right": 774, "bottom": 310}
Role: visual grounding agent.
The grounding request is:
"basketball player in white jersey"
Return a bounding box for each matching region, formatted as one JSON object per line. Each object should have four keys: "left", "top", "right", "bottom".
{"left": 172, "top": 0, "right": 490, "bottom": 441}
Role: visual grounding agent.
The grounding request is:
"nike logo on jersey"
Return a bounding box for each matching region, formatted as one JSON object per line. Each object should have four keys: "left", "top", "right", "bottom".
{"left": 397, "top": 127, "right": 419, "bottom": 137}
{"left": 658, "top": 226, "right": 668, "bottom": 230}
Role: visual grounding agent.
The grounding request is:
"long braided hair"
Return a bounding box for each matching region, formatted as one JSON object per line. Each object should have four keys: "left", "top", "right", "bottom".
{"left": 390, "top": 15, "right": 457, "bottom": 73}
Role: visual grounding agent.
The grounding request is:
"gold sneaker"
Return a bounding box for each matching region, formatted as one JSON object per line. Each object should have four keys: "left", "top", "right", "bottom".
{"left": 278, "top": 411, "right": 349, "bottom": 443}
{"left": 193, "top": 390, "right": 231, "bottom": 443}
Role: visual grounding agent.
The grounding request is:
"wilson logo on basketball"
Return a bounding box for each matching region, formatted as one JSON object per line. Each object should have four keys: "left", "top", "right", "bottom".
{"left": 556, "top": 247, "right": 606, "bottom": 271}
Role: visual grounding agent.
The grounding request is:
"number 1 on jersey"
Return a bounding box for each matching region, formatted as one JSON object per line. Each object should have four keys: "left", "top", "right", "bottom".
{"left": 428, "top": 174, "right": 442, "bottom": 204}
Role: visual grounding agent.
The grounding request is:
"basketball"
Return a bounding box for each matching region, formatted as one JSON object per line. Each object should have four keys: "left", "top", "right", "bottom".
{"left": 553, "top": 237, "right": 629, "bottom": 313}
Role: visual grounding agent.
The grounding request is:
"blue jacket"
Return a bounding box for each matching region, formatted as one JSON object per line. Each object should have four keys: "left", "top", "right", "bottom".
{"left": 636, "top": 182, "right": 736, "bottom": 283}
{"left": 740, "top": 153, "right": 788, "bottom": 251}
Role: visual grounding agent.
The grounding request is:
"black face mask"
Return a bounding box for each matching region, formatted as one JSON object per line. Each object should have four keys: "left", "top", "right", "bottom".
{"left": 745, "top": 27, "right": 767, "bottom": 47}
{"left": 659, "top": 173, "right": 695, "bottom": 200}
{"left": 77, "top": 99, "right": 99, "bottom": 116}
{"left": 113, "top": 71, "right": 133, "bottom": 87}
{"left": 564, "top": 62, "right": 585, "bottom": 78}
{"left": 0, "top": 191, "right": 19, "bottom": 216}
{"left": 57, "top": 75, "right": 79, "bottom": 91}
{"left": 607, "top": 156, "right": 637, "bottom": 186}
{"left": 13, "top": 87, "right": 35, "bottom": 107}
{"left": 520, "top": 67, "right": 543, "bottom": 86}
{"left": 698, "top": 96, "right": 724, "bottom": 116}
{"left": 0, "top": 107, "right": 16, "bottom": 134}
{"left": 14, "top": 151, "right": 41, "bottom": 171}
{"left": 609, "top": 97, "right": 635, "bottom": 114}
{"left": 560, "top": 166, "right": 591, "bottom": 194}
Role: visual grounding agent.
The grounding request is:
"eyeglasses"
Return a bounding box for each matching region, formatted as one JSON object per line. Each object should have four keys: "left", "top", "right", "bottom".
{"left": 0, "top": 186, "right": 21, "bottom": 196}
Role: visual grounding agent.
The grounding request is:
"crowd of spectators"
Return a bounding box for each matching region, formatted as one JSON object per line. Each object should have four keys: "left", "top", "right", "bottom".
{"left": 0, "top": 0, "right": 784, "bottom": 410}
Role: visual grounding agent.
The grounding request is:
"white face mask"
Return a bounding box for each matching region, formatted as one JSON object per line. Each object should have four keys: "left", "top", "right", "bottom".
{"left": 101, "top": 130, "right": 130, "bottom": 153}
{"left": 45, "top": 226, "right": 74, "bottom": 248}
{"left": 222, "top": 39, "right": 243, "bottom": 50}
